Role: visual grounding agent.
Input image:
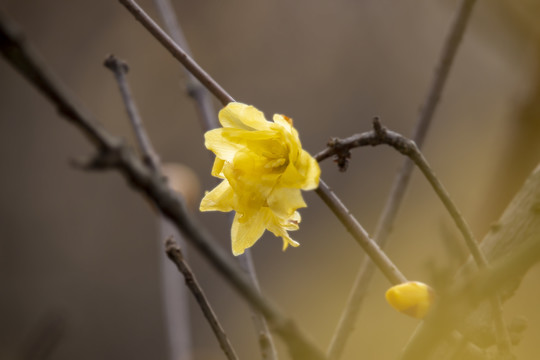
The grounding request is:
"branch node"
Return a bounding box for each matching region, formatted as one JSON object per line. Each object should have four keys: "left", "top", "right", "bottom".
{"left": 70, "top": 142, "right": 125, "bottom": 170}
{"left": 326, "top": 137, "right": 351, "bottom": 172}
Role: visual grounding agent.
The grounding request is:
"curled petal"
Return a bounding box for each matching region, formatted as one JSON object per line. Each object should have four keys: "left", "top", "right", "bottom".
{"left": 211, "top": 158, "right": 226, "bottom": 178}
{"left": 266, "top": 212, "right": 301, "bottom": 251}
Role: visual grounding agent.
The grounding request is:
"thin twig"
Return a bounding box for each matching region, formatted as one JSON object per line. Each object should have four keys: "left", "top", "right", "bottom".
{"left": 119, "top": 0, "right": 234, "bottom": 105}
{"left": 165, "top": 237, "right": 239, "bottom": 360}
{"left": 119, "top": 0, "right": 408, "bottom": 289}
{"left": 105, "top": 54, "right": 197, "bottom": 360}
{"left": 316, "top": 180, "right": 407, "bottom": 285}
{"left": 104, "top": 55, "right": 161, "bottom": 171}
{"left": 0, "top": 16, "right": 326, "bottom": 360}
{"left": 151, "top": 1, "right": 278, "bottom": 356}
{"left": 326, "top": 0, "right": 481, "bottom": 357}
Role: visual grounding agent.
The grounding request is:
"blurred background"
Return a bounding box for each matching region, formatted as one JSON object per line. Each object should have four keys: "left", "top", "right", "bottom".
{"left": 1, "top": 0, "right": 540, "bottom": 359}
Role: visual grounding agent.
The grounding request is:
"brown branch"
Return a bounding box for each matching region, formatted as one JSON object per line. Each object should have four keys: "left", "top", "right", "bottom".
{"left": 104, "top": 54, "right": 161, "bottom": 171}
{"left": 0, "top": 15, "right": 326, "bottom": 360}
{"left": 326, "top": 0, "right": 481, "bottom": 357}
{"left": 105, "top": 54, "right": 199, "bottom": 360}
{"left": 318, "top": 119, "right": 488, "bottom": 266}
{"left": 165, "top": 237, "right": 239, "bottom": 360}
{"left": 119, "top": 0, "right": 234, "bottom": 106}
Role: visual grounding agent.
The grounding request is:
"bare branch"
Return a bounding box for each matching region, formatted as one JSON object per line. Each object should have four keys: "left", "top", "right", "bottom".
{"left": 165, "top": 237, "right": 239, "bottom": 360}
{"left": 316, "top": 180, "right": 407, "bottom": 285}
{"left": 104, "top": 54, "right": 161, "bottom": 171}
{"left": 0, "top": 15, "right": 326, "bottom": 360}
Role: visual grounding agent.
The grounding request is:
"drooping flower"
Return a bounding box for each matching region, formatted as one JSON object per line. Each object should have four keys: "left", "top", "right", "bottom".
{"left": 385, "top": 281, "right": 435, "bottom": 319}
{"left": 200, "top": 102, "right": 321, "bottom": 255}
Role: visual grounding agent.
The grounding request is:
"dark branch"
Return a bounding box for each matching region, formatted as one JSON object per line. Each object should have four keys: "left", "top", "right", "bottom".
{"left": 316, "top": 179, "right": 407, "bottom": 285}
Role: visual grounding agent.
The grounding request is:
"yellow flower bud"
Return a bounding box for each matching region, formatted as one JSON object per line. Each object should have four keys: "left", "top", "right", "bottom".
{"left": 385, "top": 281, "right": 435, "bottom": 319}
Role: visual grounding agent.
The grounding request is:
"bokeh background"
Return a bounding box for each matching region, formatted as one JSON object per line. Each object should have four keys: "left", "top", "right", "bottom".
{"left": 1, "top": 0, "right": 540, "bottom": 359}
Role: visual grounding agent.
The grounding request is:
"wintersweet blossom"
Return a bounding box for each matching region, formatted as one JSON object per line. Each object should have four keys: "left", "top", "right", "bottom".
{"left": 385, "top": 281, "right": 435, "bottom": 319}
{"left": 200, "top": 102, "right": 321, "bottom": 255}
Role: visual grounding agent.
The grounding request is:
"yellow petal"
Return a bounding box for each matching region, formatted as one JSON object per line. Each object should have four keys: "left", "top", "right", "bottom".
{"left": 385, "top": 281, "right": 435, "bottom": 319}
{"left": 219, "top": 102, "right": 270, "bottom": 131}
{"left": 231, "top": 209, "right": 269, "bottom": 255}
{"left": 211, "top": 158, "right": 226, "bottom": 178}
{"left": 279, "top": 161, "right": 304, "bottom": 188}
{"left": 296, "top": 150, "right": 321, "bottom": 190}
{"left": 266, "top": 212, "right": 301, "bottom": 251}
{"left": 272, "top": 114, "right": 294, "bottom": 133}
{"left": 267, "top": 187, "right": 307, "bottom": 218}
{"left": 204, "top": 128, "right": 242, "bottom": 162}
{"left": 200, "top": 180, "right": 234, "bottom": 212}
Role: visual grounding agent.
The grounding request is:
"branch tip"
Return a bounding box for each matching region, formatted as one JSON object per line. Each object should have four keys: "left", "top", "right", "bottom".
{"left": 104, "top": 54, "right": 129, "bottom": 74}
{"left": 372, "top": 117, "right": 385, "bottom": 137}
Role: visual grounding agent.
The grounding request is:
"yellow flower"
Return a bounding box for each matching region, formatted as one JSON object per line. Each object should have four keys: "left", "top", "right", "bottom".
{"left": 385, "top": 281, "right": 435, "bottom": 319}
{"left": 200, "top": 102, "right": 321, "bottom": 255}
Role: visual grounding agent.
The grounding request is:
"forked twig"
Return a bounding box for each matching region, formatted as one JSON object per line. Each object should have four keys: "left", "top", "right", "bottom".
{"left": 320, "top": 119, "right": 513, "bottom": 357}
{"left": 0, "top": 15, "right": 326, "bottom": 360}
